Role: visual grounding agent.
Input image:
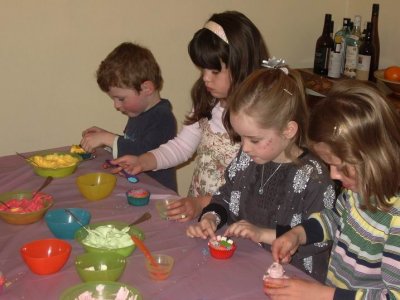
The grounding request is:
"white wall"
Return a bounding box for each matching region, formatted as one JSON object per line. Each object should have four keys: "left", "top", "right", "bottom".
{"left": 1, "top": 0, "right": 399, "bottom": 195}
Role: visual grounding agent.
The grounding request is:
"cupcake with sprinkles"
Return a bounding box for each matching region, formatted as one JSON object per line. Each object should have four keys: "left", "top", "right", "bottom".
{"left": 126, "top": 188, "right": 150, "bottom": 206}
{"left": 70, "top": 144, "right": 93, "bottom": 160}
{"left": 208, "top": 235, "right": 236, "bottom": 259}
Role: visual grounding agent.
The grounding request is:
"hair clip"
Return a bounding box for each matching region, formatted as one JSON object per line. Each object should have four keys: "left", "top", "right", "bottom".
{"left": 333, "top": 125, "right": 343, "bottom": 136}
{"left": 283, "top": 89, "right": 293, "bottom": 96}
{"left": 261, "top": 57, "right": 289, "bottom": 75}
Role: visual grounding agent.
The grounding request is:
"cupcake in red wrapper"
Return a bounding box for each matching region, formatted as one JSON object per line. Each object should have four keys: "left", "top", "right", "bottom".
{"left": 126, "top": 188, "right": 150, "bottom": 206}
{"left": 263, "top": 262, "right": 288, "bottom": 288}
{"left": 208, "top": 235, "right": 236, "bottom": 259}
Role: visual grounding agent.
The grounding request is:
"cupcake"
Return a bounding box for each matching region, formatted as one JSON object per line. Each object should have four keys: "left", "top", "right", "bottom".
{"left": 126, "top": 188, "right": 150, "bottom": 206}
{"left": 70, "top": 145, "right": 93, "bottom": 160}
{"left": 208, "top": 235, "right": 236, "bottom": 259}
{"left": 263, "top": 262, "right": 288, "bottom": 288}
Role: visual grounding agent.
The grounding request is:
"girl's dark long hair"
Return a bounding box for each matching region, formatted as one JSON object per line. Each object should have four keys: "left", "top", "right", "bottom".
{"left": 185, "top": 11, "right": 269, "bottom": 124}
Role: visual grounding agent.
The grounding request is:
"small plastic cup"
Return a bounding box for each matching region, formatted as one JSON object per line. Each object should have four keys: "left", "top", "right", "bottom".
{"left": 145, "top": 254, "right": 174, "bottom": 281}
{"left": 155, "top": 199, "right": 174, "bottom": 220}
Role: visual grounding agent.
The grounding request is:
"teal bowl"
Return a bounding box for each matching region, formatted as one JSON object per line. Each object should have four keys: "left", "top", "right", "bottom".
{"left": 45, "top": 208, "right": 91, "bottom": 239}
{"left": 75, "top": 252, "right": 126, "bottom": 282}
{"left": 74, "top": 221, "right": 144, "bottom": 257}
{"left": 60, "top": 281, "right": 142, "bottom": 300}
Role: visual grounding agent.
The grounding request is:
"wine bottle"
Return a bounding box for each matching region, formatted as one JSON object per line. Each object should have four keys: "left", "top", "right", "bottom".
{"left": 356, "top": 22, "right": 373, "bottom": 81}
{"left": 369, "top": 3, "right": 380, "bottom": 81}
{"left": 344, "top": 15, "right": 361, "bottom": 78}
{"left": 328, "top": 18, "right": 350, "bottom": 78}
{"left": 313, "top": 14, "right": 334, "bottom": 76}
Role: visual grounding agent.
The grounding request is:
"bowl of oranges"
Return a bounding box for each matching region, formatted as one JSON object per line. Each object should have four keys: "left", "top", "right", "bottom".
{"left": 374, "top": 66, "right": 400, "bottom": 97}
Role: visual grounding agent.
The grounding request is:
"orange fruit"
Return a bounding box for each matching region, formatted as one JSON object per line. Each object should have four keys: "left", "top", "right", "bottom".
{"left": 384, "top": 66, "right": 400, "bottom": 82}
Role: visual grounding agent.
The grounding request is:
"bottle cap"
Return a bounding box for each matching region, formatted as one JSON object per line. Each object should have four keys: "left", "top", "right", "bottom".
{"left": 372, "top": 3, "right": 379, "bottom": 14}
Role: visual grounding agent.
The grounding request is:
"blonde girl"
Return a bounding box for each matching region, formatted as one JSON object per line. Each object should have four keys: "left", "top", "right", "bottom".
{"left": 269, "top": 81, "right": 400, "bottom": 299}
{"left": 187, "top": 62, "right": 335, "bottom": 282}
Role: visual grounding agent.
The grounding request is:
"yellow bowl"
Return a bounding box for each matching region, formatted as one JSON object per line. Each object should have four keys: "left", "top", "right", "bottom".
{"left": 374, "top": 69, "right": 400, "bottom": 97}
{"left": 76, "top": 173, "right": 116, "bottom": 201}
{"left": 28, "top": 152, "right": 82, "bottom": 178}
{"left": 0, "top": 191, "right": 53, "bottom": 225}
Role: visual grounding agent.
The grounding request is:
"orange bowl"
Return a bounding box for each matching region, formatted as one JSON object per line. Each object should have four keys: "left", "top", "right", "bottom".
{"left": 20, "top": 238, "right": 71, "bottom": 275}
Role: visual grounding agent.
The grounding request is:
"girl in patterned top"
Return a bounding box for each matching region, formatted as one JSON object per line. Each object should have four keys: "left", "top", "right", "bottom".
{"left": 187, "top": 62, "right": 336, "bottom": 282}
{"left": 112, "top": 11, "right": 269, "bottom": 220}
{"left": 269, "top": 81, "right": 400, "bottom": 299}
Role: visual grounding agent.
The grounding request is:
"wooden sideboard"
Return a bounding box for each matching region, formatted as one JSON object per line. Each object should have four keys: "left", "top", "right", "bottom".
{"left": 298, "top": 68, "right": 400, "bottom": 111}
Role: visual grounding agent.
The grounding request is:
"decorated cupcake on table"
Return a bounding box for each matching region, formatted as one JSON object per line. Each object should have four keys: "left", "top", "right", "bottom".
{"left": 126, "top": 188, "right": 150, "bottom": 206}
{"left": 208, "top": 235, "right": 236, "bottom": 259}
{"left": 263, "top": 262, "right": 288, "bottom": 288}
{"left": 70, "top": 144, "right": 93, "bottom": 160}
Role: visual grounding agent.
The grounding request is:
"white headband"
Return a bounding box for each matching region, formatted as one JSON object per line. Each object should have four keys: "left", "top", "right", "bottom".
{"left": 204, "top": 21, "right": 229, "bottom": 44}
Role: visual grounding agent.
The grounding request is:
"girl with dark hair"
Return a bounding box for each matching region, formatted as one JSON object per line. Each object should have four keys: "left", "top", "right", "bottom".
{"left": 113, "top": 11, "right": 269, "bottom": 221}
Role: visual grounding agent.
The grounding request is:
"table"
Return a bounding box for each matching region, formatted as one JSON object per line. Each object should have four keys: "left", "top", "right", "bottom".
{"left": 0, "top": 147, "right": 314, "bottom": 300}
{"left": 298, "top": 68, "right": 400, "bottom": 111}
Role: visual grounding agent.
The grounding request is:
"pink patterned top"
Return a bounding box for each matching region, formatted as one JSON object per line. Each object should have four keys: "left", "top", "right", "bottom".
{"left": 150, "top": 102, "right": 239, "bottom": 196}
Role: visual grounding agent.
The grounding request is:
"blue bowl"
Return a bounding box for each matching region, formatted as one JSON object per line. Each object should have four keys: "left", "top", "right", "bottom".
{"left": 45, "top": 208, "right": 91, "bottom": 240}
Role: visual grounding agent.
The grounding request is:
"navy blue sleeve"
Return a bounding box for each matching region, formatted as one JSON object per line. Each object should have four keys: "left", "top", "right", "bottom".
{"left": 117, "top": 99, "right": 177, "bottom": 156}
{"left": 302, "top": 218, "right": 324, "bottom": 244}
{"left": 333, "top": 288, "right": 356, "bottom": 300}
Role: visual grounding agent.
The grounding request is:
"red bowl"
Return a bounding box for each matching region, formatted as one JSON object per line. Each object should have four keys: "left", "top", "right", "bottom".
{"left": 20, "top": 238, "right": 71, "bottom": 275}
{"left": 208, "top": 242, "right": 237, "bottom": 259}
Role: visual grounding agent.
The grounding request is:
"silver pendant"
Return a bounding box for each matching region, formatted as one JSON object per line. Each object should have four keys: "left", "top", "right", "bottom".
{"left": 258, "top": 187, "right": 263, "bottom": 195}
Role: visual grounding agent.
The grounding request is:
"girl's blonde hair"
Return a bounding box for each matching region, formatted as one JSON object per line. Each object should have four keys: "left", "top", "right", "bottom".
{"left": 309, "top": 80, "right": 400, "bottom": 211}
{"left": 224, "top": 67, "right": 308, "bottom": 161}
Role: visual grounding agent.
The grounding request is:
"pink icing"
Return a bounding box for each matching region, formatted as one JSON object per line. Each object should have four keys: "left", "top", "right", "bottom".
{"left": 127, "top": 188, "right": 149, "bottom": 198}
{"left": 264, "top": 262, "right": 285, "bottom": 279}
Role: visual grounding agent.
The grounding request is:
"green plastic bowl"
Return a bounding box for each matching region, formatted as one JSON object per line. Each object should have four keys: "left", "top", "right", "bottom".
{"left": 28, "top": 152, "right": 82, "bottom": 178}
{"left": 60, "top": 281, "right": 142, "bottom": 300}
{"left": 74, "top": 221, "right": 145, "bottom": 257}
{"left": 75, "top": 252, "right": 126, "bottom": 282}
{"left": 0, "top": 191, "right": 53, "bottom": 225}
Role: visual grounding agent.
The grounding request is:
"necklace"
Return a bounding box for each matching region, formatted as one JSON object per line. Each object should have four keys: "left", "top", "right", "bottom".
{"left": 258, "top": 163, "right": 282, "bottom": 195}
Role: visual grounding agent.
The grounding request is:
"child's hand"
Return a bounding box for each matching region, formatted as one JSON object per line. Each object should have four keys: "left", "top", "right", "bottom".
{"left": 264, "top": 277, "right": 334, "bottom": 300}
{"left": 81, "top": 126, "right": 103, "bottom": 137}
{"left": 271, "top": 226, "right": 306, "bottom": 263}
{"left": 186, "top": 215, "right": 217, "bottom": 240}
{"left": 80, "top": 127, "right": 116, "bottom": 152}
{"left": 165, "top": 197, "right": 199, "bottom": 222}
{"left": 112, "top": 155, "right": 143, "bottom": 175}
{"left": 224, "top": 220, "right": 265, "bottom": 243}
{"left": 224, "top": 221, "right": 276, "bottom": 244}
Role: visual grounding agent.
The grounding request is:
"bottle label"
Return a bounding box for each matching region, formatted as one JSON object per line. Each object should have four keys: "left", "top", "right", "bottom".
{"left": 333, "top": 43, "right": 342, "bottom": 53}
{"left": 328, "top": 51, "right": 342, "bottom": 78}
{"left": 344, "top": 45, "right": 358, "bottom": 78}
{"left": 314, "top": 47, "right": 330, "bottom": 75}
{"left": 356, "top": 54, "right": 371, "bottom": 80}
